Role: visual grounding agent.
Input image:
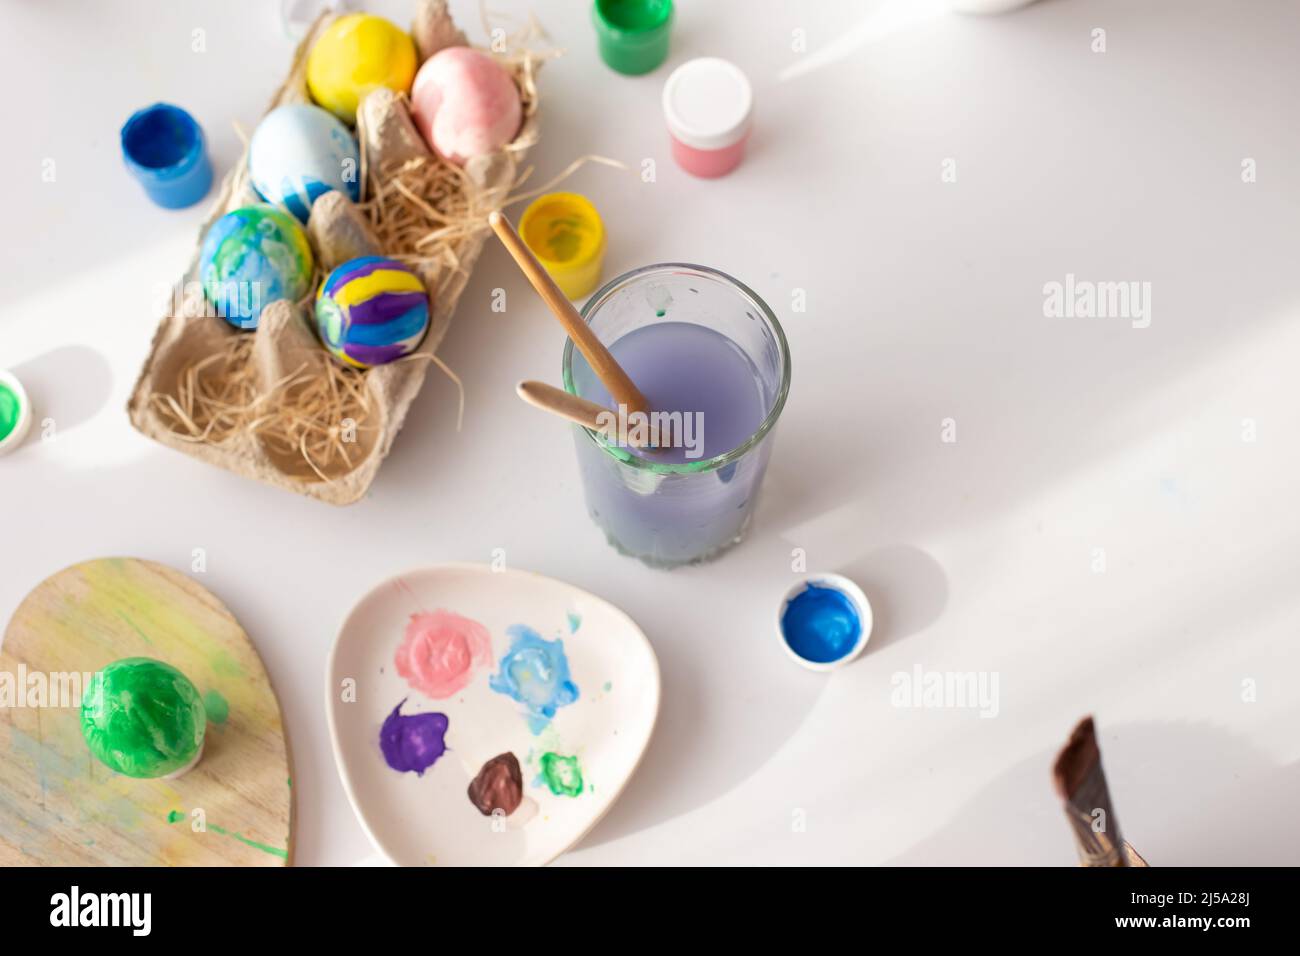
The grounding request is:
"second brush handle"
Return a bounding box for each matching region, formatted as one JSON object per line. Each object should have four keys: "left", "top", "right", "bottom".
{"left": 516, "top": 380, "right": 648, "bottom": 448}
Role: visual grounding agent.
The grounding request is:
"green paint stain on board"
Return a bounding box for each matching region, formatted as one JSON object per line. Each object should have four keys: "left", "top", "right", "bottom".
{"left": 164, "top": 811, "right": 288, "bottom": 860}
{"left": 539, "top": 752, "right": 584, "bottom": 797}
{"left": 210, "top": 650, "right": 244, "bottom": 678}
{"left": 203, "top": 690, "right": 229, "bottom": 725}
{"left": 655, "top": 309, "right": 666, "bottom": 317}
{"left": 8, "top": 727, "right": 143, "bottom": 830}
{"left": 603, "top": 681, "right": 612, "bottom": 692}
{"left": 115, "top": 611, "right": 155, "bottom": 646}
{"left": 566, "top": 611, "right": 581, "bottom": 633}
{"left": 209, "top": 824, "right": 289, "bottom": 860}
{"left": 0, "top": 381, "right": 21, "bottom": 442}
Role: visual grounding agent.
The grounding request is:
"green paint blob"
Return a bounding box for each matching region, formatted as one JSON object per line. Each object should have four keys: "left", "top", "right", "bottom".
{"left": 0, "top": 381, "right": 21, "bottom": 443}
{"left": 80, "top": 658, "right": 206, "bottom": 778}
{"left": 167, "top": 810, "right": 185, "bottom": 824}
{"left": 203, "top": 689, "right": 230, "bottom": 724}
{"left": 566, "top": 611, "right": 582, "bottom": 633}
{"left": 539, "top": 752, "right": 584, "bottom": 797}
{"left": 603, "top": 681, "right": 613, "bottom": 692}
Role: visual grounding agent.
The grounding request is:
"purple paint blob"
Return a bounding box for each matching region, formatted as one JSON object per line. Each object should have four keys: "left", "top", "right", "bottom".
{"left": 379, "top": 699, "right": 449, "bottom": 775}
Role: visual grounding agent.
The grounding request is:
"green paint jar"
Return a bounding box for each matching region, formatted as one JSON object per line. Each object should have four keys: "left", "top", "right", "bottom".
{"left": 592, "top": 0, "right": 674, "bottom": 76}
{"left": 0, "top": 369, "right": 32, "bottom": 456}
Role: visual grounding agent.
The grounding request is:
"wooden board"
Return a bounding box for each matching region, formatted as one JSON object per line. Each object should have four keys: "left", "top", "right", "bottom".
{"left": 0, "top": 558, "right": 293, "bottom": 865}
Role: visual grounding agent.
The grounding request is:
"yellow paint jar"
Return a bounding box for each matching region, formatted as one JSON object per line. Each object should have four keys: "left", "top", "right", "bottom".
{"left": 520, "top": 192, "right": 607, "bottom": 300}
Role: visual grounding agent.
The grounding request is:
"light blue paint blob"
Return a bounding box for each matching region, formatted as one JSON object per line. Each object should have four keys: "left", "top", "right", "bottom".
{"left": 567, "top": 611, "right": 582, "bottom": 633}
{"left": 780, "top": 583, "right": 862, "bottom": 664}
{"left": 489, "top": 625, "right": 580, "bottom": 734}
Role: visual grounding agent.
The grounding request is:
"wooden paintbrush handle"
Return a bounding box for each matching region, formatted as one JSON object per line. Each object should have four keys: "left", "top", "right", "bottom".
{"left": 517, "top": 381, "right": 663, "bottom": 452}
{"left": 489, "top": 210, "right": 650, "bottom": 417}
{"left": 516, "top": 380, "right": 610, "bottom": 433}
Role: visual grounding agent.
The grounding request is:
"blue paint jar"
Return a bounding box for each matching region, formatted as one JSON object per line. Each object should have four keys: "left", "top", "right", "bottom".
{"left": 120, "top": 103, "right": 213, "bottom": 209}
{"left": 777, "top": 574, "right": 872, "bottom": 670}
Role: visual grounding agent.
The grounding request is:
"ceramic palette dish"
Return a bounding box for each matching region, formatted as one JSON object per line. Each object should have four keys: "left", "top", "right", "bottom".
{"left": 326, "top": 563, "right": 660, "bottom": 866}
{"left": 0, "top": 558, "right": 293, "bottom": 865}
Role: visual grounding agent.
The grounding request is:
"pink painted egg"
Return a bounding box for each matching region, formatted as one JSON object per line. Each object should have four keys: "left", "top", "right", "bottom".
{"left": 410, "top": 47, "right": 522, "bottom": 166}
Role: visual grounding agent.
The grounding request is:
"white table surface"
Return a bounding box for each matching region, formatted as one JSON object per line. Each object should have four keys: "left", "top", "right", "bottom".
{"left": 3, "top": 0, "right": 1298, "bottom": 866}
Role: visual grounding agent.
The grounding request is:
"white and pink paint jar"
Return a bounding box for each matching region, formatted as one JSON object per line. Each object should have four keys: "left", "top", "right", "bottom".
{"left": 662, "top": 57, "right": 752, "bottom": 178}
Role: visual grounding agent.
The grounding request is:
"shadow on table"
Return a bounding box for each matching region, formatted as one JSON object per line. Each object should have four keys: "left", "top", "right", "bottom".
{"left": 843, "top": 545, "right": 949, "bottom": 653}
{"left": 888, "top": 720, "right": 1300, "bottom": 865}
{"left": 576, "top": 535, "right": 947, "bottom": 851}
{"left": 12, "top": 345, "right": 114, "bottom": 440}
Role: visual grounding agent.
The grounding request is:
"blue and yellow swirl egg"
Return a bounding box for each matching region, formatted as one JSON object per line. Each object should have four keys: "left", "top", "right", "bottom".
{"left": 199, "top": 204, "right": 313, "bottom": 330}
{"left": 315, "top": 256, "right": 430, "bottom": 368}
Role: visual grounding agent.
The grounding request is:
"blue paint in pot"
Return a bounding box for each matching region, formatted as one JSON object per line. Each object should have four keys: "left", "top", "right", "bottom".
{"left": 121, "top": 103, "right": 213, "bottom": 209}
{"left": 781, "top": 583, "right": 862, "bottom": 663}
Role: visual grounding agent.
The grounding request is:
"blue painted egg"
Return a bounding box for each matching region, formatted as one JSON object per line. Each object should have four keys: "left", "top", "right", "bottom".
{"left": 248, "top": 104, "right": 360, "bottom": 222}
{"left": 315, "top": 256, "right": 430, "bottom": 368}
{"left": 199, "top": 204, "right": 314, "bottom": 329}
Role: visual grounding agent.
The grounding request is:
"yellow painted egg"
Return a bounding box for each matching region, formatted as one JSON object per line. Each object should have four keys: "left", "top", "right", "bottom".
{"left": 306, "top": 13, "right": 417, "bottom": 124}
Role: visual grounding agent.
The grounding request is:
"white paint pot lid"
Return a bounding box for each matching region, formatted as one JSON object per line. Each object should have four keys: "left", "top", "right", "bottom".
{"left": 662, "top": 57, "right": 752, "bottom": 151}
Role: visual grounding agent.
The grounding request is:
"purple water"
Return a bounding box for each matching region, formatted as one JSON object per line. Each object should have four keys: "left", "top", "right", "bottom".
{"left": 570, "top": 321, "right": 776, "bottom": 567}
{"left": 573, "top": 321, "right": 768, "bottom": 463}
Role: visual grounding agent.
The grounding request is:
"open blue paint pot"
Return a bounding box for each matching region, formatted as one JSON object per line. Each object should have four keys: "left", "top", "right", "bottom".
{"left": 120, "top": 103, "right": 213, "bottom": 209}
{"left": 777, "top": 573, "right": 872, "bottom": 671}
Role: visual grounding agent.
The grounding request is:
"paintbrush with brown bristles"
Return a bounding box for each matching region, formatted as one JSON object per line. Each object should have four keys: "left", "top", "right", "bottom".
{"left": 1052, "top": 716, "right": 1133, "bottom": 866}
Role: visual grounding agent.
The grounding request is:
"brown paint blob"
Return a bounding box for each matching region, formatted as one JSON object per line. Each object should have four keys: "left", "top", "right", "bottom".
{"left": 467, "top": 752, "right": 524, "bottom": 816}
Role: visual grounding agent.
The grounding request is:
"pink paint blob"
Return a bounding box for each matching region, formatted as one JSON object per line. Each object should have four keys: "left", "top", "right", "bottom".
{"left": 395, "top": 609, "right": 492, "bottom": 699}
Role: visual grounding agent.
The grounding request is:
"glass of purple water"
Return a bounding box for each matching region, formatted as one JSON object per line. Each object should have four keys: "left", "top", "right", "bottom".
{"left": 563, "top": 263, "right": 791, "bottom": 568}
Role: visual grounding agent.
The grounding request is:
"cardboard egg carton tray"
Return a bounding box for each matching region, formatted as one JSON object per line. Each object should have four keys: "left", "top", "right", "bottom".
{"left": 127, "top": 4, "right": 538, "bottom": 504}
